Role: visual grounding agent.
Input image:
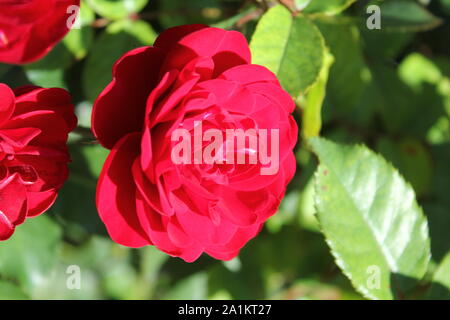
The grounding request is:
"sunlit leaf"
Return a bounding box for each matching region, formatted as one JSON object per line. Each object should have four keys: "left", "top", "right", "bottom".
{"left": 310, "top": 137, "right": 430, "bottom": 300}
{"left": 250, "top": 6, "right": 326, "bottom": 97}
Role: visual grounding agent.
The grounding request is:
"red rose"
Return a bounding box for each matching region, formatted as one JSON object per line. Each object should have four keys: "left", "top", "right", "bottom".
{"left": 0, "top": 0, "right": 80, "bottom": 64}
{"left": 0, "top": 83, "right": 76, "bottom": 240}
{"left": 92, "top": 25, "right": 298, "bottom": 262}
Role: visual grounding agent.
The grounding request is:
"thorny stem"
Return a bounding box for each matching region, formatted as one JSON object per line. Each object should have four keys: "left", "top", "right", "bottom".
{"left": 236, "top": 8, "right": 264, "bottom": 28}
{"left": 277, "top": 0, "right": 300, "bottom": 15}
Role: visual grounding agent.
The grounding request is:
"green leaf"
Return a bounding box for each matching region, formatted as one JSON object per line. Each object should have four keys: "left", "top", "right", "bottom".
{"left": 0, "top": 281, "right": 29, "bottom": 300}
{"left": 0, "top": 215, "right": 62, "bottom": 295}
{"left": 301, "top": 50, "right": 334, "bottom": 139}
{"left": 425, "top": 203, "right": 450, "bottom": 264}
{"left": 159, "top": 0, "right": 223, "bottom": 28}
{"left": 250, "top": 6, "right": 326, "bottom": 97}
{"left": 0, "top": 64, "right": 12, "bottom": 79}
{"left": 428, "top": 251, "right": 450, "bottom": 299}
{"left": 370, "top": 61, "right": 446, "bottom": 136}
{"left": 378, "top": 0, "right": 442, "bottom": 32}
{"left": 440, "top": 0, "right": 450, "bottom": 14}
{"left": 376, "top": 138, "right": 433, "bottom": 197}
{"left": 51, "top": 143, "right": 109, "bottom": 239}
{"left": 164, "top": 273, "right": 208, "bottom": 300}
{"left": 303, "top": 0, "right": 356, "bottom": 15}
{"left": 310, "top": 137, "right": 430, "bottom": 300}
{"left": 85, "top": 0, "right": 148, "bottom": 20}
{"left": 294, "top": 0, "right": 312, "bottom": 11}
{"left": 82, "top": 19, "right": 157, "bottom": 101}
{"left": 315, "top": 19, "right": 374, "bottom": 127}
{"left": 359, "top": 28, "right": 413, "bottom": 60}
{"left": 399, "top": 53, "right": 443, "bottom": 90}
{"left": 24, "top": 42, "right": 74, "bottom": 88}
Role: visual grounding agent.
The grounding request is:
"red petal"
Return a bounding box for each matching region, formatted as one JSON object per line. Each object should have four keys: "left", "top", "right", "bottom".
{"left": 218, "top": 64, "right": 280, "bottom": 85}
{"left": 0, "top": 0, "right": 80, "bottom": 64}
{"left": 0, "top": 83, "right": 15, "bottom": 125}
{"left": 0, "top": 174, "right": 28, "bottom": 227}
{"left": 0, "top": 127, "right": 41, "bottom": 148}
{"left": 26, "top": 189, "right": 58, "bottom": 217}
{"left": 162, "top": 28, "right": 251, "bottom": 76}
{"left": 13, "top": 87, "right": 77, "bottom": 131}
{"left": 96, "top": 132, "right": 151, "bottom": 247}
{"left": 154, "top": 24, "right": 208, "bottom": 51}
{"left": 92, "top": 46, "right": 165, "bottom": 149}
{"left": 0, "top": 211, "right": 14, "bottom": 241}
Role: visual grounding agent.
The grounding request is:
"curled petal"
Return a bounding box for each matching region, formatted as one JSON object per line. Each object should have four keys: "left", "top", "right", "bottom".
{"left": 97, "top": 133, "right": 152, "bottom": 247}
{"left": 92, "top": 47, "right": 165, "bottom": 149}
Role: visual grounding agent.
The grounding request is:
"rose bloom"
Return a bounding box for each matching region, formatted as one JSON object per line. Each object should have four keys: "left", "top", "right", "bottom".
{"left": 0, "top": 83, "right": 76, "bottom": 240}
{"left": 0, "top": 0, "right": 80, "bottom": 64}
{"left": 92, "top": 25, "right": 298, "bottom": 262}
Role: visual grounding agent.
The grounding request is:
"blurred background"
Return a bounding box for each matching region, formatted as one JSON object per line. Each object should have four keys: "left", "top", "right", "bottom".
{"left": 0, "top": 0, "right": 449, "bottom": 300}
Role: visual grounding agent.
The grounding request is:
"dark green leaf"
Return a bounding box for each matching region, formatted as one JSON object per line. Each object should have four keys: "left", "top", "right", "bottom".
{"left": 378, "top": 0, "right": 442, "bottom": 32}
{"left": 82, "top": 19, "right": 157, "bottom": 101}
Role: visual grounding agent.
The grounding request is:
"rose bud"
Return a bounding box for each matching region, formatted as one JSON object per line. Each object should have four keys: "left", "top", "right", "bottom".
{"left": 92, "top": 25, "right": 298, "bottom": 262}
{"left": 0, "top": 83, "right": 76, "bottom": 240}
{"left": 0, "top": 0, "right": 80, "bottom": 64}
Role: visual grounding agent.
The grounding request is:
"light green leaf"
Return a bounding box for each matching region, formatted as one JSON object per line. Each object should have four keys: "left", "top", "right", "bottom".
{"left": 250, "top": 5, "right": 325, "bottom": 97}
{"left": 0, "top": 215, "right": 62, "bottom": 295}
{"left": 301, "top": 49, "right": 334, "bottom": 139}
{"left": 303, "top": 0, "right": 356, "bottom": 15}
{"left": 82, "top": 19, "right": 157, "bottom": 101}
{"left": 310, "top": 137, "right": 430, "bottom": 300}
{"left": 399, "top": 53, "right": 442, "bottom": 90}
{"left": 0, "top": 281, "right": 29, "bottom": 300}
{"left": 378, "top": 0, "right": 442, "bottom": 32}
{"left": 294, "top": 0, "right": 312, "bottom": 11}
{"left": 85, "top": 0, "right": 148, "bottom": 20}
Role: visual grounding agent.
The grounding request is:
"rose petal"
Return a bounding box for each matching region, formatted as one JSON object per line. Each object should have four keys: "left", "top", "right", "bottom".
{"left": 0, "top": 83, "right": 15, "bottom": 125}
{"left": 26, "top": 189, "right": 58, "bottom": 217}
{"left": 162, "top": 28, "right": 251, "bottom": 76}
{"left": 96, "top": 132, "right": 152, "bottom": 247}
{"left": 0, "top": 174, "right": 28, "bottom": 227}
{"left": 92, "top": 46, "right": 165, "bottom": 149}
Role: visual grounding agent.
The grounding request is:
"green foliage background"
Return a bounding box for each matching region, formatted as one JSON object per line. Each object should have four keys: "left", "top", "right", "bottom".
{"left": 0, "top": 0, "right": 449, "bottom": 300}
